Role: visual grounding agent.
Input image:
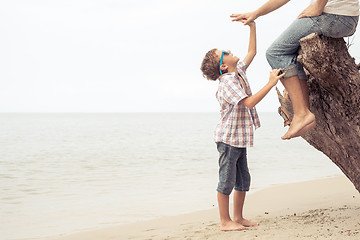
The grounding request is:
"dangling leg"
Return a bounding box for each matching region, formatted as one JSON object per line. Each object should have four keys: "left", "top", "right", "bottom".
{"left": 288, "top": 79, "right": 316, "bottom": 138}
{"left": 281, "top": 76, "right": 315, "bottom": 140}
{"left": 265, "top": 16, "right": 321, "bottom": 139}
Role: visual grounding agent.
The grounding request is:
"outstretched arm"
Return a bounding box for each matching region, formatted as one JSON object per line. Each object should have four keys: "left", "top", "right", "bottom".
{"left": 243, "top": 22, "right": 256, "bottom": 68}
{"left": 298, "top": 0, "right": 328, "bottom": 19}
{"left": 231, "top": 0, "right": 290, "bottom": 25}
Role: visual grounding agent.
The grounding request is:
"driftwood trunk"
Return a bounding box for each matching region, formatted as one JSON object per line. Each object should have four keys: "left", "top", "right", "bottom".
{"left": 277, "top": 33, "right": 360, "bottom": 192}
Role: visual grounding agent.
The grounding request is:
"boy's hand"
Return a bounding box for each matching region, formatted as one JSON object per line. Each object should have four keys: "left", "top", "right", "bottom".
{"left": 247, "top": 21, "right": 256, "bottom": 27}
{"left": 269, "top": 69, "right": 284, "bottom": 87}
{"left": 237, "top": 19, "right": 256, "bottom": 27}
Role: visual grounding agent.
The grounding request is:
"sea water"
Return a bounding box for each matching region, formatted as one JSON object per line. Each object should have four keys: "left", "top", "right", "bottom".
{"left": 0, "top": 113, "right": 342, "bottom": 239}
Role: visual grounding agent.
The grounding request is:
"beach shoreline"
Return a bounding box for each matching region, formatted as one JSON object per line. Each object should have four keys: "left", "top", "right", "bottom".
{"left": 42, "top": 175, "right": 359, "bottom": 240}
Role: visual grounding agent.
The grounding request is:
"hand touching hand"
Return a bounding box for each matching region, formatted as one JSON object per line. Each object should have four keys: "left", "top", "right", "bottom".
{"left": 230, "top": 11, "right": 258, "bottom": 25}
{"left": 269, "top": 69, "right": 284, "bottom": 87}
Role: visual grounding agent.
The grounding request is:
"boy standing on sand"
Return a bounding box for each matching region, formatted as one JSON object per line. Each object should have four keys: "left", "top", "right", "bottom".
{"left": 200, "top": 21, "right": 284, "bottom": 231}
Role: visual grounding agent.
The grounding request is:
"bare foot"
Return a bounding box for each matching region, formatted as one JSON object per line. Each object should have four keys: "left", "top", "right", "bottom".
{"left": 281, "top": 112, "right": 315, "bottom": 140}
{"left": 220, "top": 220, "right": 247, "bottom": 231}
{"left": 235, "top": 218, "right": 259, "bottom": 227}
{"left": 291, "top": 120, "right": 316, "bottom": 138}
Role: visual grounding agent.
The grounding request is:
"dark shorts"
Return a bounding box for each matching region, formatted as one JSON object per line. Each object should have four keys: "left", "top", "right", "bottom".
{"left": 216, "top": 142, "right": 251, "bottom": 195}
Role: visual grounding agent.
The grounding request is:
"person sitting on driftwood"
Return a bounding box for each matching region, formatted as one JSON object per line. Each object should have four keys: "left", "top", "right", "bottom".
{"left": 231, "top": 0, "right": 359, "bottom": 140}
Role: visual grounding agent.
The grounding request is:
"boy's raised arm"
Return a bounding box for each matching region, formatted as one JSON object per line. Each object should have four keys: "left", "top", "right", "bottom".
{"left": 242, "top": 22, "right": 256, "bottom": 69}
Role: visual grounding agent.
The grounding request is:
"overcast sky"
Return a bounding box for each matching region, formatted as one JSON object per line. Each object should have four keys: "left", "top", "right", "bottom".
{"left": 1, "top": 0, "right": 359, "bottom": 112}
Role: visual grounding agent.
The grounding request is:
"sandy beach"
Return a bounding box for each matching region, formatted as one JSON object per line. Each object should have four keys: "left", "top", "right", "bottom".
{"left": 43, "top": 175, "right": 360, "bottom": 240}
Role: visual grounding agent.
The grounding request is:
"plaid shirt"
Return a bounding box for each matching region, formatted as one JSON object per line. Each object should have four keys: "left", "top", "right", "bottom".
{"left": 214, "top": 60, "right": 261, "bottom": 148}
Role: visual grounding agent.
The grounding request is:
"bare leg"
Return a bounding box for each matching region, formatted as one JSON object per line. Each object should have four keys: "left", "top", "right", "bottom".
{"left": 288, "top": 79, "right": 316, "bottom": 138}
{"left": 299, "top": 79, "right": 310, "bottom": 109}
{"left": 233, "top": 190, "right": 259, "bottom": 227}
{"left": 281, "top": 75, "right": 315, "bottom": 140}
{"left": 217, "top": 192, "right": 246, "bottom": 231}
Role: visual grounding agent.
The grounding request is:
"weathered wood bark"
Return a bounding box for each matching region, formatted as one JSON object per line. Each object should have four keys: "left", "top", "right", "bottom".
{"left": 277, "top": 33, "right": 360, "bottom": 192}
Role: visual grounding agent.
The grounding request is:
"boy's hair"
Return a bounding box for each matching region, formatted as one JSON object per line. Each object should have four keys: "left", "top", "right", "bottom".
{"left": 200, "top": 48, "right": 225, "bottom": 81}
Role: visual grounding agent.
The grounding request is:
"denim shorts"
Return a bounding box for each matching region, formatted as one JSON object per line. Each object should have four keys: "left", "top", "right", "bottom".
{"left": 266, "top": 13, "right": 359, "bottom": 79}
{"left": 216, "top": 142, "right": 250, "bottom": 195}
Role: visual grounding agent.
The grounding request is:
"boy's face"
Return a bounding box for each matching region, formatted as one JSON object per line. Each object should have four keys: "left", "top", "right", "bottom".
{"left": 216, "top": 49, "right": 239, "bottom": 72}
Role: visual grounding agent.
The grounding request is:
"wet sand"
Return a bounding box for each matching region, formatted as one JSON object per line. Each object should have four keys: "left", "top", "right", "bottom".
{"left": 46, "top": 175, "right": 360, "bottom": 240}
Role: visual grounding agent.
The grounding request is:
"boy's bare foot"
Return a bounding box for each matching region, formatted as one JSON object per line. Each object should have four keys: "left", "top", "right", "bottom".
{"left": 220, "top": 220, "right": 247, "bottom": 231}
{"left": 281, "top": 112, "right": 315, "bottom": 140}
{"left": 235, "top": 218, "right": 259, "bottom": 227}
